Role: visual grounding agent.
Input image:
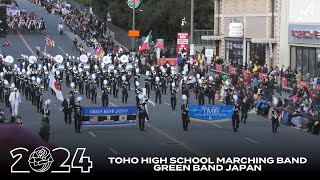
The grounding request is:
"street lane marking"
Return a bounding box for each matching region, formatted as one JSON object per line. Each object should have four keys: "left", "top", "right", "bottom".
{"left": 108, "top": 148, "right": 119, "bottom": 155}
{"left": 18, "top": 33, "right": 36, "bottom": 55}
{"left": 245, "top": 138, "right": 260, "bottom": 144}
{"left": 58, "top": 45, "right": 68, "bottom": 55}
{"left": 213, "top": 124, "right": 223, "bottom": 129}
{"left": 163, "top": 102, "right": 171, "bottom": 106}
{"left": 89, "top": 131, "right": 96, "bottom": 138}
{"left": 146, "top": 123, "right": 204, "bottom": 156}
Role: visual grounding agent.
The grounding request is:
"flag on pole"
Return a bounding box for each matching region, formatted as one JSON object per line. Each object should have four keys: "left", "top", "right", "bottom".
{"left": 2, "top": 41, "right": 11, "bottom": 47}
{"left": 96, "top": 44, "right": 105, "bottom": 59}
{"left": 49, "top": 73, "right": 64, "bottom": 101}
{"left": 139, "top": 31, "right": 152, "bottom": 52}
{"left": 45, "top": 36, "right": 55, "bottom": 47}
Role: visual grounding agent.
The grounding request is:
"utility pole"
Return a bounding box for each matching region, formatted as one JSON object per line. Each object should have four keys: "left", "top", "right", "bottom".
{"left": 190, "top": 0, "right": 194, "bottom": 45}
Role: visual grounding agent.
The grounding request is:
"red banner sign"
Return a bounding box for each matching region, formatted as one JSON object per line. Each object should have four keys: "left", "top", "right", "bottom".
{"left": 259, "top": 73, "right": 268, "bottom": 79}
{"left": 177, "top": 32, "right": 189, "bottom": 55}
{"left": 228, "top": 66, "right": 236, "bottom": 74}
{"left": 157, "top": 58, "right": 178, "bottom": 66}
{"left": 297, "top": 80, "right": 308, "bottom": 88}
{"left": 242, "top": 70, "right": 250, "bottom": 80}
{"left": 156, "top": 39, "right": 164, "bottom": 50}
{"left": 216, "top": 64, "right": 222, "bottom": 72}
{"left": 282, "top": 77, "right": 287, "bottom": 88}
{"left": 291, "top": 30, "right": 319, "bottom": 39}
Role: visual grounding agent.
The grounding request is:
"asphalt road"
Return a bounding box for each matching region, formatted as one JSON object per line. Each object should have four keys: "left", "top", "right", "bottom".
{"left": 1, "top": 0, "right": 320, "bottom": 173}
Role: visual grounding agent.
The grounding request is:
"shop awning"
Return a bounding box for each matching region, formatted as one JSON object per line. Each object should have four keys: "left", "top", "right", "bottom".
{"left": 251, "top": 38, "right": 278, "bottom": 44}
{"left": 201, "top": 36, "right": 224, "bottom": 41}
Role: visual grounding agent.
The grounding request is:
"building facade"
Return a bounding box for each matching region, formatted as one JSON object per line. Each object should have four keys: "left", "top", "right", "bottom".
{"left": 279, "top": 0, "right": 320, "bottom": 78}
{"left": 212, "top": 0, "right": 281, "bottom": 68}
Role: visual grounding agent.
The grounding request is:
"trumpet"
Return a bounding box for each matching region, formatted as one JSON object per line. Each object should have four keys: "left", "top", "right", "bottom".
{"left": 72, "top": 88, "right": 78, "bottom": 94}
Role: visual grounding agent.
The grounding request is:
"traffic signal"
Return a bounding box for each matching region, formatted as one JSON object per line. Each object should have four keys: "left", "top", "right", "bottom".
{"left": 0, "top": 6, "right": 7, "bottom": 38}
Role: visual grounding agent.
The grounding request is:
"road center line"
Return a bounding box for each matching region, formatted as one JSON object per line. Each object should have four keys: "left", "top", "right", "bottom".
{"left": 57, "top": 45, "right": 68, "bottom": 55}
{"left": 245, "top": 138, "right": 260, "bottom": 144}
{"left": 89, "top": 131, "right": 96, "bottom": 138}
{"left": 212, "top": 124, "right": 223, "bottom": 128}
{"left": 146, "top": 123, "right": 204, "bottom": 156}
{"left": 108, "top": 148, "right": 119, "bottom": 155}
{"left": 18, "top": 33, "right": 36, "bottom": 55}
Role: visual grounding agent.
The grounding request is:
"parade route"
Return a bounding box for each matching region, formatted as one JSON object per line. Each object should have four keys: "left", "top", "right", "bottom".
{"left": 1, "top": 0, "right": 320, "bottom": 172}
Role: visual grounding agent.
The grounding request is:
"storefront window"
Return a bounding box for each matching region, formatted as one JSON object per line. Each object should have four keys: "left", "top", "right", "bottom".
{"left": 227, "top": 41, "right": 243, "bottom": 63}
{"left": 302, "top": 48, "right": 309, "bottom": 76}
{"left": 250, "top": 43, "right": 266, "bottom": 65}
{"left": 309, "top": 48, "right": 316, "bottom": 78}
{"left": 296, "top": 47, "right": 302, "bottom": 72}
{"left": 316, "top": 49, "right": 320, "bottom": 77}
{"left": 290, "top": 47, "right": 296, "bottom": 70}
{"left": 290, "top": 46, "right": 318, "bottom": 78}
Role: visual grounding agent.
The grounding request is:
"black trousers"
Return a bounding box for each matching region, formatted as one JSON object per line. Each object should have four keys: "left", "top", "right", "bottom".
{"left": 122, "top": 92, "right": 128, "bottom": 103}
{"left": 79, "top": 85, "right": 84, "bottom": 95}
{"left": 171, "top": 97, "right": 176, "bottom": 110}
{"left": 0, "top": 90, "right": 3, "bottom": 101}
{"left": 232, "top": 115, "right": 240, "bottom": 132}
{"left": 198, "top": 96, "right": 205, "bottom": 105}
{"left": 161, "top": 86, "right": 167, "bottom": 95}
{"left": 5, "top": 95, "right": 9, "bottom": 107}
{"left": 208, "top": 94, "right": 215, "bottom": 105}
{"left": 182, "top": 116, "right": 189, "bottom": 131}
{"left": 35, "top": 96, "right": 41, "bottom": 111}
{"left": 138, "top": 113, "right": 147, "bottom": 131}
{"left": 64, "top": 111, "right": 72, "bottom": 124}
{"left": 241, "top": 111, "right": 248, "bottom": 123}
{"left": 86, "top": 88, "right": 90, "bottom": 98}
{"left": 74, "top": 116, "right": 81, "bottom": 133}
{"left": 146, "top": 87, "right": 150, "bottom": 98}
{"left": 91, "top": 93, "right": 97, "bottom": 103}
{"left": 25, "top": 88, "right": 30, "bottom": 100}
{"left": 272, "top": 118, "right": 279, "bottom": 132}
{"left": 102, "top": 98, "right": 108, "bottom": 106}
{"left": 155, "top": 92, "right": 161, "bottom": 103}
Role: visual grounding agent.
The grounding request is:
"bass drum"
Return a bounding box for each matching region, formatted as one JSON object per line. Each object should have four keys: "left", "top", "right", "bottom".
{"left": 108, "top": 64, "right": 115, "bottom": 71}
{"left": 126, "top": 63, "right": 133, "bottom": 70}
{"left": 58, "top": 64, "right": 65, "bottom": 71}
{"left": 83, "top": 64, "right": 90, "bottom": 71}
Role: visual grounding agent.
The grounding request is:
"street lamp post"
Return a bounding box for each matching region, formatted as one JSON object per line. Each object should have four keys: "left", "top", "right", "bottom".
{"left": 132, "top": 0, "right": 136, "bottom": 52}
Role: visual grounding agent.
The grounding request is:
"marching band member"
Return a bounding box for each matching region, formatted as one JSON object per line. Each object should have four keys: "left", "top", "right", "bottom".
{"left": 9, "top": 87, "right": 21, "bottom": 117}
{"left": 74, "top": 97, "right": 82, "bottom": 133}
{"left": 155, "top": 84, "right": 161, "bottom": 104}
{"left": 170, "top": 82, "right": 177, "bottom": 110}
{"left": 102, "top": 89, "right": 109, "bottom": 106}
{"left": 138, "top": 96, "right": 148, "bottom": 131}
{"left": 4, "top": 81, "right": 10, "bottom": 107}
{"left": 181, "top": 95, "right": 189, "bottom": 131}
{"left": 121, "top": 80, "right": 129, "bottom": 103}
{"left": 61, "top": 95, "right": 72, "bottom": 124}
{"left": 232, "top": 101, "right": 240, "bottom": 132}
{"left": 39, "top": 99, "right": 51, "bottom": 142}
{"left": 0, "top": 81, "right": 4, "bottom": 102}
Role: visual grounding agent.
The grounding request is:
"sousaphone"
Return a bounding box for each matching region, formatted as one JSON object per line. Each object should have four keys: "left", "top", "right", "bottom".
{"left": 5, "top": 55, "right": 14, "bottom": 64}
{"left": 102, "top": 55, "right": 111, "bottom": 65}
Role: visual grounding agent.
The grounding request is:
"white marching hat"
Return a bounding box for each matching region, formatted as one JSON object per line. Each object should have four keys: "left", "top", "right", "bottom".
{"left": 45, "top": 99, "right": 52, "bottom": 106}
{"left": 76, "top": 96, "right": 82, "bottom": 102}
{"left": 182, "top": 94, "right": 187, "bottom": 100}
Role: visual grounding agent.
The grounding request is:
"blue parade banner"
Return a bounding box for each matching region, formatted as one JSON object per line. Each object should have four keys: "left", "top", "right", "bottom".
{"left": 188, "top": 105, "right": 234, "bottom": 123}
{"left": 82, "top": 106, "right": 137, "bottom": 116}
{"left": 81, "top": 106, "right": 137, "bottom": 126}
